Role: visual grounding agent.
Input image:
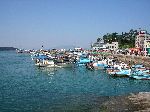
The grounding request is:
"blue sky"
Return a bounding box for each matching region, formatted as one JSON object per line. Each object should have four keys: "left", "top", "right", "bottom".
{"left": 0, "top": 0, "right": 150, "bottom": 49}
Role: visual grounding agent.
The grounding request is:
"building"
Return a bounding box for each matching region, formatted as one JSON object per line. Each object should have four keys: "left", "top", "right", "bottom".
{"left": 91, "top": 40, "right": 118, "bottom": 51}
{"left": 91, "top": 42, "right": 107, "bottom": 50}
{"left": 144, "top": 39, "right": 150, "bottom": 56}
{"left": 135, "top": 30, "right": 150, "bottom": 56}
{"left": 135, "top": 30, "right": 150, "bottom": 50}
{"left": 105, "top": 42, "right": 118, "bottom": 51}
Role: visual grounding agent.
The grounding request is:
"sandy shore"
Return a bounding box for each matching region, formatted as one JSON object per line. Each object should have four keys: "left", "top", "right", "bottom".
{"left": 99, "top": 92, "right": 150, "bottom": 112}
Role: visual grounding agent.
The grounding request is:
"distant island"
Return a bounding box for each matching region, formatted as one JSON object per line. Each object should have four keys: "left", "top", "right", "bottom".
{"left": 0, "top": 47, "right": 17, "bottom": 51}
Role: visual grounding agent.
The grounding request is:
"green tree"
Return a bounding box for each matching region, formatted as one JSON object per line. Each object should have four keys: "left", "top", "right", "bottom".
{"left": 102, "top": 29, "right": 138, "bottom": 49}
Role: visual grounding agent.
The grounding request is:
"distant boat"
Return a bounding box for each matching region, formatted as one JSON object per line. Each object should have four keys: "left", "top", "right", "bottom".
{"left": 16, "top": 49, "right": 24, "bottom": 53}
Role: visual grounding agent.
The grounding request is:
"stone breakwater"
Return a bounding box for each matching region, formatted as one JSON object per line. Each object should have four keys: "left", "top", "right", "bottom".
{"left": 113, "top": 54, "right": 150, "bottom": 68}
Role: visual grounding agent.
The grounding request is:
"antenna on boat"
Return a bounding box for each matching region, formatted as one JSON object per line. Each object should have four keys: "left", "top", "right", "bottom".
{"left": 41, "top": 45, "right": 44, "bottom": 51}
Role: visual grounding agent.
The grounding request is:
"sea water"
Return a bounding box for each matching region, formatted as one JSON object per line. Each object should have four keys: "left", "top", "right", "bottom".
{"left": 0, "top": 51, "right": 150, "bottom": 112}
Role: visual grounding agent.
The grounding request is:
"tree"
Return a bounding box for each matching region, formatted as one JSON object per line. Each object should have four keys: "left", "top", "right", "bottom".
{"left": 102, "top": 29, "right": 138, "bottom": 49}
{"left": 97, "top": 38, "right": 102, "bottom": 42}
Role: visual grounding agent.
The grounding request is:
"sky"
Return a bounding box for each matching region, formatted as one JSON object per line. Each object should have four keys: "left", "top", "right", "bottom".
{"left": 0, "top": 0, "right": 150, "bottom": 49}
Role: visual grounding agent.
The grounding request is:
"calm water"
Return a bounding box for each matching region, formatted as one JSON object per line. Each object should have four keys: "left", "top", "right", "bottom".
{"left": 0, "top": 51, "right": 150, "bottom": 112}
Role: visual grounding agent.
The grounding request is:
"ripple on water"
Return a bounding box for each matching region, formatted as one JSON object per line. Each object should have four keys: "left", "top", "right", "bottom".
{"left": 0, "top": 51, "right": 150, "bottom": 112}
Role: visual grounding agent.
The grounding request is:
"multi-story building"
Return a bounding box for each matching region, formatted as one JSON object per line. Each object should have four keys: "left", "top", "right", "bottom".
{"left": 135, "top": 30, "right": 150, "bottom": 55}
{"left": 91, "top": 42, "right": 107, "bottom": 50}
{"left": 144, "top": 39, "right": 150, "bottom": 56}
{"left": 135, "top": 30, "right": 150, "bottom": 50}
{"left": 91, "top": 40, "right": 118, "bottom": 51}
{"left": 105, "top": 42, "right": 118, "bottom": 51}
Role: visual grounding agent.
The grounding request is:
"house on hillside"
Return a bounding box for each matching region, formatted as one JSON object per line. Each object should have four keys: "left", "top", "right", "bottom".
{"left": 91, "top": 39, "right": 118, "bottom": 51}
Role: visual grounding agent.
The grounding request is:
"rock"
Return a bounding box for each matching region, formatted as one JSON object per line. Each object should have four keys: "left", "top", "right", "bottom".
{"left": 99, "top": 92, "right": 150, "bottom": 112}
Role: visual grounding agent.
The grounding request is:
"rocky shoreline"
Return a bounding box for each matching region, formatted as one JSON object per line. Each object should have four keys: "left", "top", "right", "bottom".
{"left": 113, "top": 54, "right": 150, "bottom": 68}
{"left": 100, "top": 92, "right": 150, "bottom": 112}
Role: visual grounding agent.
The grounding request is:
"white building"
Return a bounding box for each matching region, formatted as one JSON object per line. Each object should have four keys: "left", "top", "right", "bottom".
{"left": 105, "top": 42, "right": 118, "bottom": 51}
{"left": 91, "top": 42, "right": 107, "bottom": 50}
{"left": 91, "top": 41, "right": 118, "bottom": 51}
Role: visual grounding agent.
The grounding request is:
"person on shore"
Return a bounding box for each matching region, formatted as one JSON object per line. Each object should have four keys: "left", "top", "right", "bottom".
{"left": 128, "top": 61, "right": 131, "bottom": 68}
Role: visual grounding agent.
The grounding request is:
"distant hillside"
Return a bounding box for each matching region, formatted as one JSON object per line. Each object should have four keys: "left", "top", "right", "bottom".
{"left": 0, "top": 47, "right": 17, "bottom": 51}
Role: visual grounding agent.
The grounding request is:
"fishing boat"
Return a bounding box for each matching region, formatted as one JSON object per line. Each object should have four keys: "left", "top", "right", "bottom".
{"left": 85, "top": 62, "right": 94, "bottom": 70}
{"left": 129, "top": 67, "right": 150, "bottom": 80}
{"left": 93, "top": 60, "right": 108, "bottom": 70}
{"left": 108, "top": 63, "right": 131, "bottom": 77}
{"left": 77, "top": 57, "right": 91, "bottom": 66}
{"left": 130, "top": 73, "right": 150, "bottom": 80}
{"left": 111, "top": 69, "right": 131, "bottom": 77}
{"left": 56, "top": 62, "right": 73, "bottom": 68}
{"left": 33, "top": 54, "right": 58, "bottom": 68}
{"left": 35, "top": 58, "right": 57, "bottom": 67}
{"left": 54, "top": 56, "right": 73, "bottom": 68}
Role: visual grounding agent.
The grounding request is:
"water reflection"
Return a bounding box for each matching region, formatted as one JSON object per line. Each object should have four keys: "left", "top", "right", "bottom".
{"left": 37, "top": 67, "right": 57, "bottom": 74}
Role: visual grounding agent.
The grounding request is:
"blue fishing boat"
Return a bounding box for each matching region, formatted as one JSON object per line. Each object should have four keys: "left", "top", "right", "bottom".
{"left": 92, "top": 60, "right": 108, "bottom": 70}
{"left": 129, "top": 69, "right": 150, "bottom": 80}
{"left": 77, "top": 58, "right": 91, "bottom": 65}
{"left": 131, "top": 74, "right": 150, "bottom": 80}
{"left": 109, "top": 69, "right": 131, "bottom": 77}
